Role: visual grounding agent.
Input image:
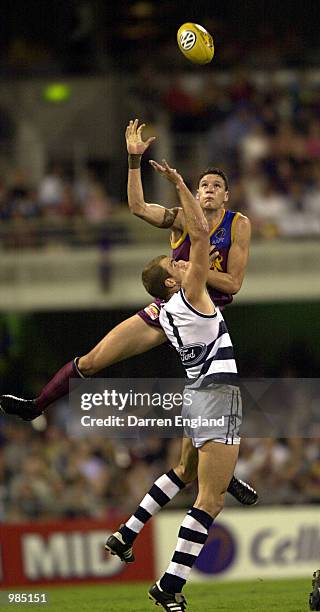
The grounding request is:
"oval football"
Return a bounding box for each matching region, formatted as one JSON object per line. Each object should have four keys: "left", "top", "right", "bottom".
{"left": 177, "top": 22, "right": 214, "bottom": 65}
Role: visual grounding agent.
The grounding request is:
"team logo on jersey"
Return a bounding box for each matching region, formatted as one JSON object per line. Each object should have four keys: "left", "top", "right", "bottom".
{"left": 179, "top": 343, "right": 206, "bottom": 366}
{"left": 211, "top": 253, "right": 224, "bottom": 272}
{"left": 212, "top": 227, "right": 226, "bottom": 245}
{"left": 144, "top": 303, "right": 160, "bottom": 320}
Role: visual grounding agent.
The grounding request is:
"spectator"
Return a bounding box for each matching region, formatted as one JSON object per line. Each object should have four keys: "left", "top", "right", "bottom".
{"left": 38, "top": 163, "right": 67, "bottom": 215}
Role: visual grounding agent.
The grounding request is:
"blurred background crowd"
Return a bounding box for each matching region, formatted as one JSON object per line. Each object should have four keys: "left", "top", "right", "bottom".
{"left": 1, "top": 422, "right": 319, "bottom": 522}
{"left": 1, "top": 72, "right": 320, "bottom": 241}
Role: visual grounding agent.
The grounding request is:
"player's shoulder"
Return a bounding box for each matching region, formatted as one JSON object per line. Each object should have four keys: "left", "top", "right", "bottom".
{"left": 162, "top": 289, "right": 181, "bottom": 311}
{"left": 232, "top": 212, "right": 251, "bottom": 241}
{"left": 233, "top": 212, "right": 251, "bottom": 229}
{"left": 233, "top": 211, "right": 250, "bottom": 222}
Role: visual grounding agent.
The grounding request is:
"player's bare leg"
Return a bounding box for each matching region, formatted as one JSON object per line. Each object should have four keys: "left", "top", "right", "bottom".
{"left": 77, "top": 314, "right": 166, "bottom": 376}
{"left": 194, "top": 440, "right": 239, "bottom": 515}
{"left": 174, "top": 437, "right": 257, "bottom": 505}
{"left": 105, "top": 436, "right": 255, "bottom": 566}
{"left": 174, "top": 436, "right": 198, "bottom": 483}
{"left": 149, "top": 441, "right": 239, "bottom": 609}
{"left": 106, "top": 438, "right": 198, "bottom": 564}
{"left": 0, "top": 315, "right": 165, "bottom": 418}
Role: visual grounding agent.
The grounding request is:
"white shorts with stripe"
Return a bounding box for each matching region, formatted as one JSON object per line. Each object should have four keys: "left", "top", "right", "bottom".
{"left": 182, "top": 384, "right": 242, "bottom": 448}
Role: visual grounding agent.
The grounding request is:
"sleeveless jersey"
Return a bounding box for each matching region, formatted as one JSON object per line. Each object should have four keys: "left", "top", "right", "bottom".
{"left": 171, "top": 209, "right": 240, "bottom": 307}
{"left": 159, "top": 288, "right": 238, "bottom": 389}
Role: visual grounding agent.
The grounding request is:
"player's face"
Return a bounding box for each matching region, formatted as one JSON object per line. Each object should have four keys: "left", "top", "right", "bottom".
{"left": 161, "top": 257, "right": 189, "bottom": 284}
{"left": 197, "top": 174, "right": 229, "bottom": 210}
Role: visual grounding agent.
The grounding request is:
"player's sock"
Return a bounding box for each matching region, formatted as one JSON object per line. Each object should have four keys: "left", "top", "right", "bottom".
{"left": 35, "top": 358, "right": 85, "bottom": 411}
{"left": 119, "top": 469, "right": 185, "bottom": 545}
{"left": 159, "top": 506, "right": 213, "bottom": 594}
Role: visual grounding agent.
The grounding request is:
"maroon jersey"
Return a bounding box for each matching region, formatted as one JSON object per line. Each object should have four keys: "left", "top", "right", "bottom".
{"left": 172, "top": 209, "right": 240, "bottom": 307}
{"left": 138, "top": 209, "right": 241, "bottom": 328}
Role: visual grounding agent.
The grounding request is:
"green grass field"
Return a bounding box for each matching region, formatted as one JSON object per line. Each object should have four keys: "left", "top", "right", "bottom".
{"left": 0, "top": 578, "right": 311, "bottom": 611}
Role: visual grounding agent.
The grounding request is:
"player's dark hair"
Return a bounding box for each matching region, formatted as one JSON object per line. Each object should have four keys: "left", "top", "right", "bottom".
{"left": 142, "top": 255, "right": 170, "bottom": 300}
{"left": 198, "top": 168, "right": 229, "bottom": 191}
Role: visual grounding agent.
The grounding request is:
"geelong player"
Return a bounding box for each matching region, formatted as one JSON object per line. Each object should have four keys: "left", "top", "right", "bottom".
{"left": 0, "top": 120, "right": 255, "bottom": 506}
{"left": 109, "top": 160, "right": 243, "bottom": 611}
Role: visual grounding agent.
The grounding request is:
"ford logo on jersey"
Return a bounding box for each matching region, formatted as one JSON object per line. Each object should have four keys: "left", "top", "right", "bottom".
{"left": 178, "top": 343, "right": 207, "bottom": 366}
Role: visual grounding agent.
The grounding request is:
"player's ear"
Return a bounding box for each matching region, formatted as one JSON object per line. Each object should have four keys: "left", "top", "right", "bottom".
{"left": 165, "top": 277, "right": 176, "bottom": 289}
{"left": 196, "top": 190, "right": 200, "bottom": 200}
{"left": 224, "top": 190, "right": 229, "bottom": 203}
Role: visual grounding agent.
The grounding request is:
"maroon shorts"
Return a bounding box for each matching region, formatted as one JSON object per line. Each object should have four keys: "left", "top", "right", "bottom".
{"left": 137, "top": 298, "right": 165, "bottom": 329}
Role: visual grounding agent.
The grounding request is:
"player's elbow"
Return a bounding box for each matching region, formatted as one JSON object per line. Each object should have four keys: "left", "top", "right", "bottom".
{"left": 231, "top": 278, "right": 243, "bottom": 294}
{"left": 128, "top": 199, "right": 144, "bottom": 217}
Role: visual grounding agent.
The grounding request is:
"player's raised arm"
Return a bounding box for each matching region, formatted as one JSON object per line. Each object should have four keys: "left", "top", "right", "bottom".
{"left": 126, "top": 119, "right": 184, "bottom": 230}
{"left": 152, "top": 159, "right": 211, "bottom": 308}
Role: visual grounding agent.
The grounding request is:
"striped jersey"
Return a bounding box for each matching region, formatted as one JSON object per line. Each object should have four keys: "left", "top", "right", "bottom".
{"left": 171, "top": 209, "right": 241, "bottom": 307}
{"left": 159, "top": 288, "right": 238, "bottom": 388}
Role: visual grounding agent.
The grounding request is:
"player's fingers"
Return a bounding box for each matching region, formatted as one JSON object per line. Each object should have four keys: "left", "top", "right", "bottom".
{"left": 137, "top": 123, "right": 146, "bottom": 135}
{"left": 133, "top": 118, "right": 139, "bottom": 132}
{"left": 127, "top": 121, "right": 134, "bottom": 137}
{"left": 149, "top": 160, "right": 160, "bottom": 168}
{"left": 209, "top": 246, "right": 219, "bottom": 265}
{"left": 149, "top": 160, "right": 164, "bottom": 172}
{"left": 162, "top": 159, "right": 174, "bottom": 172}
{"left": 145, "top": 137, "right": 156, "bottom": 147}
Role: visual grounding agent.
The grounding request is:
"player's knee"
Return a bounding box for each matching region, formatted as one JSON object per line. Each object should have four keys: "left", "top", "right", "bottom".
{"left": 174, "top": 460, "right": 197, "bottom": 484}
{"left": 195, "top": 493, "right": 225, "bottom": 518}
{"left": 77, "top": 354, "right": 98, "bottom": 377}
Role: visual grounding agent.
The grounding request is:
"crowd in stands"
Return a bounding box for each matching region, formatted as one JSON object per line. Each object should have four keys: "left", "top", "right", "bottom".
{"left": 0, "top": 417, "right": 319, "bottom": 523}
{"left": 161, "top": 69, "right": 320, "bottom": 238}
{"left": 0, "top": 165, "right": 113, "bottom": 224}
{"left": 1, "top": 70, "right": 320, "bottom": 241}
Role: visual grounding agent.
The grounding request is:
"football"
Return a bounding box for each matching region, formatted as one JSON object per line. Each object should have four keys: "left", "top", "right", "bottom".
{"left": 177, "top": 22, "right": 214, "bottom": 64}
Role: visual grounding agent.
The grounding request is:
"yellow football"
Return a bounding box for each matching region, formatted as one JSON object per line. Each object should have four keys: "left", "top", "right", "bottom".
{"left": 177, "top": 22, "right": 214, "bottom": 65}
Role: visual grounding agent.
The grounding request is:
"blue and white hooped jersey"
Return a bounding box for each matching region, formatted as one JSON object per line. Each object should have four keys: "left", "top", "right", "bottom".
{"left": 159, "top": 288, "right": 238, "bottom": 388}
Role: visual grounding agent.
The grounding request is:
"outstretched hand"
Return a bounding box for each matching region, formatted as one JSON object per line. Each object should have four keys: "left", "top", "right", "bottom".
{"left": 125, "top": 119, "right": 156, "bottom": 155}
{"left": 149, "top": 159, "right": 184, "bottom": 187}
